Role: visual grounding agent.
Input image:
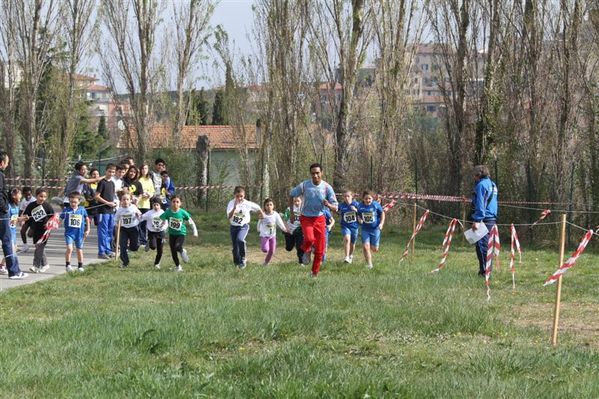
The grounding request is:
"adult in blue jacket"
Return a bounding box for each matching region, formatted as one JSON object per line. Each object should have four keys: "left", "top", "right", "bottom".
{"left": 471, "top": 165, "right": 498, "bottom": 276}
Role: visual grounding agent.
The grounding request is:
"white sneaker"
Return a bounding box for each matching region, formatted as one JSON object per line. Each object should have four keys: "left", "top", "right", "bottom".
{"left": 20, "top": 244, "right": 29, "bottom": 253}
{"left": 154, "top": 263, "right": 161, "bottom": 269}
{"left": 66, "top": 265, "right": 74, "bottom": 272}
{"left": 175, "top": 265, "right": 183, "bottom": 272}
{"left": 29, "top": 266, "right": 39, "bottom": 273}
{"left": 0, "top": 266, "right": 7, "bottom": 275}
{"left": 9, "top": 272, "right": 28, "bottom": 280}
{"left": 366, "top": 263, "right": 373, "bottom": 270}
{"left": 348, "top": 255, "right": 353, "bottom": 264}
{"left": 343, "top": 256, "right": 350, "bottom": 263}
{"left": 40, "top": 265, "right": 50, "bottom": 273}
{"left": 180, "top": 249, "right": 189, "bottom": 263}
{"left": 78, "top": 267, "right": 85, "bottom": 272}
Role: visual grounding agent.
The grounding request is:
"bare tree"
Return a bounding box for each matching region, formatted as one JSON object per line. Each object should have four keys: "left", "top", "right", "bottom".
{"left": 12, "top": 0, "right": 60, "bottom": 178}
{"left": 309, "top": 0, "right": 373, "bottom": 190}
{"left": 171, "top": 0, "right": 214, "bottom": 146}
{"left": 49, "top": 0, "right": 96, "bottom": 175}
{"left": 99, "top": 0, "right": 162, "bottom": 163}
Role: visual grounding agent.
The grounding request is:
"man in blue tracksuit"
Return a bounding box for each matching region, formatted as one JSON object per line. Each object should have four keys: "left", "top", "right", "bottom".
{"left": 471, "top": 165, "right": 498, "bottom": 276}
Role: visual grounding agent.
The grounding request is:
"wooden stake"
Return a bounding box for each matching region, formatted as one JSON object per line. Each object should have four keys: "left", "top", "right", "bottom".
{"left": 461, "top": 204, "right": 466, "bottom": 244}
{"left": 551, "top": 214, "right": 567, "bottom": 347}
{"left": 115, "top": 220, "right": 122, "bottom": 259}
{"left": 411, "top": 202, "right": 417, "bottom": 255}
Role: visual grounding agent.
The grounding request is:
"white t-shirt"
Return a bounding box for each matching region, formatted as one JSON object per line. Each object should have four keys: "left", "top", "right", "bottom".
{"left": 285, "top": 205, "right": 302, "bottom": 233}
{"left": 226, "top": 199, "right": 261, "bottom": 226}
{"left": 141, "top": 208, "right": 167, "bottom": 232}
{"left": 19, "top": 197, "right": 36, "bottom": 213}
{"left": 112, "top": 177, "right": 123, "bottom": 202}
{"left": 115, "top": 205, "right": 141, "bottom": 228}
{"left": 257, "top": 212, "right": 286, "bottom": 238}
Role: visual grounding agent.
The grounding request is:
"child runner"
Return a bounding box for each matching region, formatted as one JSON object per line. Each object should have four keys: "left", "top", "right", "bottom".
{"left": 0, "top": 189, "right": 24, "bottom": 274}
{"left": 18, "top": 186, "right": 35, "bottom": 252}
{"left": 114, "top": 192, "right": 142, "bottom": 269}
{"left": 23, "top": 188, "right": 55, "bottom": 273}
{"left": 159, "top": 170, "right": 175, "bottom": 210}
{"left": 140, "top": 197, "right": 167, "bottom": 269}
{"left": 257, "top": 198, "right": 288, "bottom": 266}
{"left": 283, "top": 197, "right": 304, "bottom": 264}
{"left": 95, "top": 163, "right": 117, "bottom": 259}
{"left": 337, "top": 190, "right": 360, "bottom": 264}
{"left": 160, "top": 196, "right": 198, "bottom": 272}
{"left": 357, "top": 190, "right": 385, "bottom": 270}
{"left": 60, "top": 192, "right": 90, "bottom": 272}
{"left": 226, "top": 186, "right": 264, "bottom": 269}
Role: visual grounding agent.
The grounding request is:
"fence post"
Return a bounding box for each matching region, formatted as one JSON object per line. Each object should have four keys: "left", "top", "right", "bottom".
{"left": 551, "top": 214, "right": 568, "bottom": 347}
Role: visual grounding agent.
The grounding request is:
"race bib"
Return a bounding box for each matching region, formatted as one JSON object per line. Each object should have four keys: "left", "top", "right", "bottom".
{"left": 169, "top": 217, "right": 183, "bottom": 231}
{"left": 362, "top": 212, "right": 374, "bottom": 224}
{"left": 31, "top": 205, "right": 47, "bottom": 222}
{"left": 68, "top": 214, "right": 83, "bottom": 229}
{"left": 232, "top": 211, "right": 244, "bottom": 225}
{"left": 9, "top": 214, "right": 18, "bottom": 228}
{"left": 152, "top": 217, "right": 163, "bottom": 230}
{"left": 267, "top": 223, "right": 275, "bottom": 235}
{"left": 121, "top": 213, "right": 134, "bottom": 226}
{"left": 343, "top": 212, "right": 357, "bottom": 223}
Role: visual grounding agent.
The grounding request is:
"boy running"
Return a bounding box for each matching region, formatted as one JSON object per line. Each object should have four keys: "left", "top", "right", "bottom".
{"left": 226, "top": 186, "right": 264, "bottom": 269}
{"left": 23, "top": 188, "right": 55, "bottom": 273}
{"left": 61, "top": 192, "right": 90, "bottom": 272}
{"left": 140, "top": 197, "right": 167, "bottom": 268}
{"left": 337, "top": 190, "right": 360, "bottom": 264}
{"left": 357, "top": 190, "right": 385, "bottom": 269}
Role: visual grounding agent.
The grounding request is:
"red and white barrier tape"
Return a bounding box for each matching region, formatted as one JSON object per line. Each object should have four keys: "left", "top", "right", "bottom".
{"left": 543, "top": 229, "right": 594, "bottom": 286}
{"left": 35, "top": 214, "right": 61, "bottom": 245}
{"left": 400, "top": 209, "right": 430, "bottom": 261}
{"left": 383, "top": 199, "right": 397, "bottom": 212}
{"left": 510, "top": 224, "right": 522, "bottom": 289}
{"left": 485, "top": 225, "right": 500, "bottom": 300}
{"left": 530, "top": 209, "right": 551, "bottom": 228}
{"left": 431, "top": 218, "right": 459, "bottom": 273}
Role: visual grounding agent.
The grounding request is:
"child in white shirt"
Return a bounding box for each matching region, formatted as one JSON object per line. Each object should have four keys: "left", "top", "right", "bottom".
{"left": 257, "top": 198, "right": 288, "bottom": 266}
{"left": 226, "top": 186, "right": 264, "bottom": 269}
{"left": 114, "top": 192, "right": 141, "bottom": 268}
{"left": 140, "top": 197, "right": 167, "bottom": 268}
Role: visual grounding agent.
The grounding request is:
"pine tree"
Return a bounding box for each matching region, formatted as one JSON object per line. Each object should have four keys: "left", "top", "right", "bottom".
{"left": 212, "top": 90, "right": 227, "bottom": 125}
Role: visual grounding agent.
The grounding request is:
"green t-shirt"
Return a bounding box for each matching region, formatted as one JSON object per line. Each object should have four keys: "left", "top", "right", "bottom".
{"left": 160, "top": 208, "right": 191, "bottom": 236}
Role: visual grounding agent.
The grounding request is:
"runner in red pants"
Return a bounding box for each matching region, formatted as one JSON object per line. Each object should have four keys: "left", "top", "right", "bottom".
{"left": 289, "top": 163, "right": 338, "bottom": 277}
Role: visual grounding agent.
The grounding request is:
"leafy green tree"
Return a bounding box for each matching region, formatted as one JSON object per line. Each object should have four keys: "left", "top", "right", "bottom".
{"left": 212, "top": 90, "right": 227, "bottom": 125}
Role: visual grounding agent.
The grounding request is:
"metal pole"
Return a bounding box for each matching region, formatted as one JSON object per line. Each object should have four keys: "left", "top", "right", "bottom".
{"left": 551, "top": 214, "right": 568, "bottom": 347}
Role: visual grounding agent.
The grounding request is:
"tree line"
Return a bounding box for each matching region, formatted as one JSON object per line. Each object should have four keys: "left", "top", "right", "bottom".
{"left": 1, "top": 1, "right": 598, "bottom": 227}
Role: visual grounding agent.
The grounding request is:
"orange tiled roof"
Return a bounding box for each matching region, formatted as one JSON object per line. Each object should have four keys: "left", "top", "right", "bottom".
{"left": 118, "top": 124, "right": 259, "bottom": 150}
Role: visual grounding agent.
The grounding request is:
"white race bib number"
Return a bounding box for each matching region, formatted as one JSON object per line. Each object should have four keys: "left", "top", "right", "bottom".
{"left": 362, "top": 212, "right": 374, "bottom": 224}
{"left": 9, "top": 214, "right": 18, "bottom": 228}
{"left": 232, "top": 211, "right": 244, "bottom": 225}
{"left": 68, "top": 214, "right": 83, "bottom": 228}
{"left": 267, "top": 223, "right": 275, "bottom": 235}
{"left": 121, "top": 214, "right": 134, "bottom": 226}
{"left": 152, "top": 218, "right": 163, "bottom": 230}
{"left": 31, "top": 205, "right": 47, "bottom": 222}
{"left": 343, "top": 212, "right": 357, "bottom": 223}
{"left": 169, "top": 217, "right": 182, "bottom": 231}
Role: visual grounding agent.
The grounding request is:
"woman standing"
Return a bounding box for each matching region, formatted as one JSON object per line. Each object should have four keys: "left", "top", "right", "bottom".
{"left": 137, "top": 163, "right": 155, "bottom": 246}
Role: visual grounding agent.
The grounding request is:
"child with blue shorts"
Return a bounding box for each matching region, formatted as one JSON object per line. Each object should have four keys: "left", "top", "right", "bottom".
{"left": 358, "top": 190, "right": 385, "bottom": 270}
{"left": 0, "top": 188, "right": 24, "bottom": 274}
{"left": 337, "top": 190, "right": 360, "bottom": 264}
{"left": 61, "top": 192, "right": 91, "bottom": 272}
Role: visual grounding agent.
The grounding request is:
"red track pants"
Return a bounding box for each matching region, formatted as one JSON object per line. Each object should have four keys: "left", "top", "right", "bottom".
{"left": 299, "top": 215, "right": 326, "bottom": 275}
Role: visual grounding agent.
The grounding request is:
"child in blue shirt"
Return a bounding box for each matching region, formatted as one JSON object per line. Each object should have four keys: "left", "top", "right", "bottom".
{"left": 0, "top": 188, "right": 24, "bottom": 274}
{"left": 358, "top": 190, "right": 385, "bottom": 270}
{"left": 61, "top": 192, "right": 91, "bottom": 272}
{"left": 337, "top": 190, "right": 360, "bottom": 264}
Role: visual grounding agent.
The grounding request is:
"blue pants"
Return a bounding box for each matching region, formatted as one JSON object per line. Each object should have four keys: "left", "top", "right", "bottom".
{"left": 230, "top": 224, "right": 249, "bottom": 266}
{"left": 0, "top": 213, "right": 22, "bottom": 276}
{"left": 97, "top": 213, "right": 115, "bottom": 256}
{"left": 475, "top": 220, "right": 496, "bottom": 274}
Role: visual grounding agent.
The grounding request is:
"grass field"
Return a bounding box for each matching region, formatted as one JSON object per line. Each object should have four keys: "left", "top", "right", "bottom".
{"left": 1, "top": 212, "right": 598, "bottom": 398}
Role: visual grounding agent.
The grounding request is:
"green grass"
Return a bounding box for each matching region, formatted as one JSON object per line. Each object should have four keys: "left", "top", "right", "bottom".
{"left": 1, "top": 212, "right": 599, "bottom": 398}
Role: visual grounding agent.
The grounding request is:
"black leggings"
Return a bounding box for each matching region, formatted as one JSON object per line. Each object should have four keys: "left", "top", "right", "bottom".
{"left": 169, "top": 235, "right": 185, "bottom": 266}
{"left": 148, "top": 230, "right": 164, "bottom": 265}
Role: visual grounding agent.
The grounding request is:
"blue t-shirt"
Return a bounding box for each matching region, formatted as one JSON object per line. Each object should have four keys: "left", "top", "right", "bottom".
{"left": 358, "top": 201, "right": 384, "bottom": 230}
{"left": 338, "top": 201, "right": 360, "bottom": 229}
{"left": 8, "top": 203, "right": 19, "bottom": 234}
{"left": 289, "top": 179, "right": 338, "bottom": 217}
{"left": 61, "top": 206, "right": 88, "bottom": 238}
{"left": 471, "top": 176, "right": 498, "bottom": 222}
